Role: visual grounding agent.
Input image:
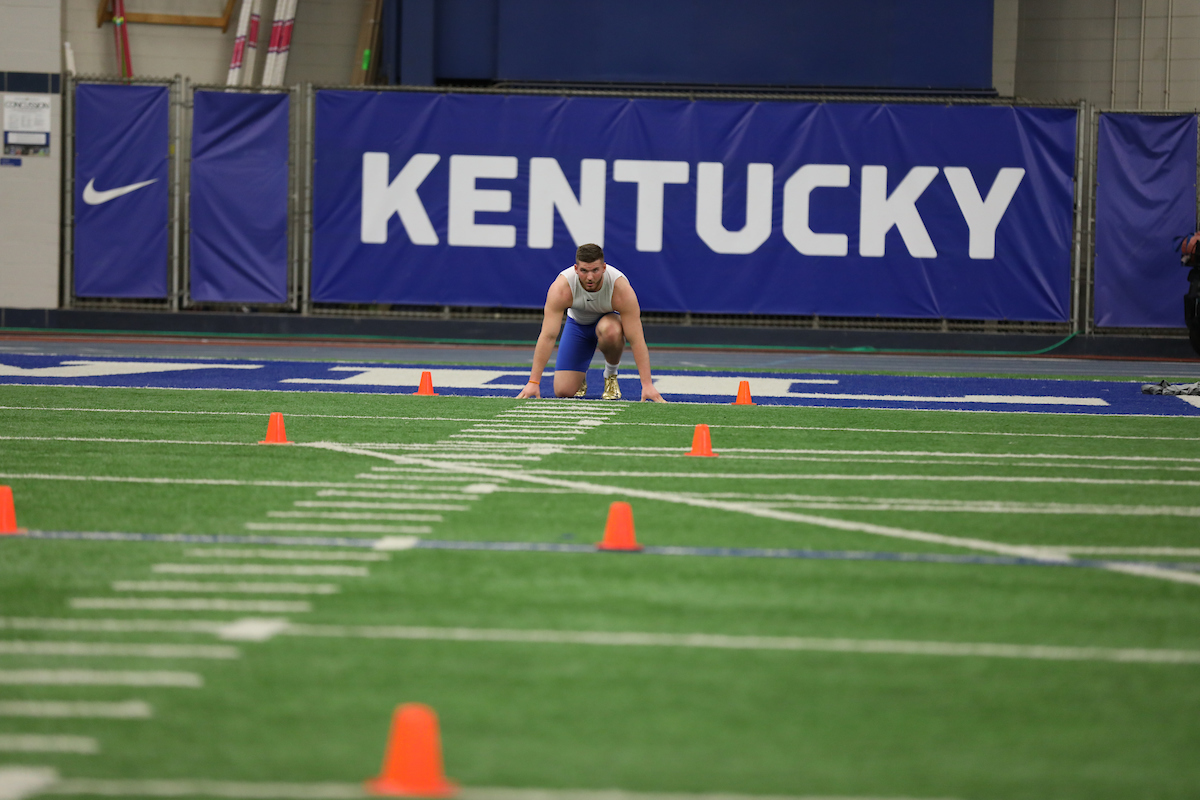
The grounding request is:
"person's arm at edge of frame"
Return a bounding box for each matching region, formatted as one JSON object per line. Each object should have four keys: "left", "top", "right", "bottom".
{"left": 611, "top": 278, "right": 666, "bottom": 403}
{"left": 516, "top": 277, "right": 572, "bottom": 399}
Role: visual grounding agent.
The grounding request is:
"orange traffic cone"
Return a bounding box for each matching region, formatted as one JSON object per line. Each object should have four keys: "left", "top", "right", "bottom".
{"left": 0, "top": 486, "right": 26, "bottom": 535}
{"left": 258, "top": 412, "right": 292, "bottom": 445}
{"left": 365, "top": 703, "right": 458, "bottom": 797}
{"left": 732, "top": 380, "right": 756, "bottom": 406}
{"left": 686, "top": 423, "right": 717, "bottom": 457}
{"left": 597, "top": 501, "right": 642, "bottom": 551}
{"left": 414, "top": 372, "right": 438, "bottom": 396}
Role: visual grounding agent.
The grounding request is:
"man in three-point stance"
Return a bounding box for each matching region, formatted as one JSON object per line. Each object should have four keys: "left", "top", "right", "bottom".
{"left": 516, "top": 243, "right": 666, "bottom": 402}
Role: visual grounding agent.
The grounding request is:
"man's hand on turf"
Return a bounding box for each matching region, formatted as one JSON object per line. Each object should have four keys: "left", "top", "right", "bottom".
{"left": 517, "top": 380, "right": 541, "bottom": 399}
{"left": 640, "top": 383, "right": 666, "bottom": 403}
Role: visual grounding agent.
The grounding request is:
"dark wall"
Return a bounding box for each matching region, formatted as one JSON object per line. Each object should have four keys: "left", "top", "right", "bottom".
{"left": 418, "top": 0, "right": 993, "bottom": 91}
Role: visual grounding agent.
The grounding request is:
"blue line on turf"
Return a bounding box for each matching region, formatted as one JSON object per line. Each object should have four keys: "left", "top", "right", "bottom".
{"left": 15, "top": 529, "right": 1200, "bottom": 574}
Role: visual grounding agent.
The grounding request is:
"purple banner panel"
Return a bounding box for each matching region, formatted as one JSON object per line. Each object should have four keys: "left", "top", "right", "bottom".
{"left": 189, "top": 91, "right": 289, "bottom": 304}
{"left": 1094, "top": 113, "right": 1198, "bottom": 327}
{"left": 74, "top": 83, "right": 169, "bottom": 298}
{"left": 313, "top": 92, "right": 1077, "bottom": 321}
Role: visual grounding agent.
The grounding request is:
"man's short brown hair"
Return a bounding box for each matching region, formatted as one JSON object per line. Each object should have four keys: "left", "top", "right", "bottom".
{"left": 575, "top": 243, "right": 604, "bottom": 264}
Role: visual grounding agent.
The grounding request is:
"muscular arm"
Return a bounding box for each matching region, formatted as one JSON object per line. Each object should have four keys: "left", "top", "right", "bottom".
{"left": 516, "top": 277, "right": 573, "bottom": 399}
{"left": 611, "top": 279, "right": 666, "bottom": 403}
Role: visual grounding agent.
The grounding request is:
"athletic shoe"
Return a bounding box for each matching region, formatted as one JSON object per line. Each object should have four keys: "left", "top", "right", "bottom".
{"left": 574, "top": 377, "right": 587, "bottom": 398}
{"left": 602, "top": 375, "right": 621, "bottom": 400}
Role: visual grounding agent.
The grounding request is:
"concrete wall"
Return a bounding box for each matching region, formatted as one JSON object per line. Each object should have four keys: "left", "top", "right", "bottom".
{"left": 1016, "top": 0, "right": 1200, "bottom": 109}
{"left": 993, "top": 0, "right": 1019, "bottom": 96}
{"left": 62, "top": 0, "right": 358, "bottom": 86}
{"left": 0, "top": 0, "right": 62, "bottom": 308}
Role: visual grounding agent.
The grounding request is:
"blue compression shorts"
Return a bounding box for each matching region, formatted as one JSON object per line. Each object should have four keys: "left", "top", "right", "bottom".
{"left": 555, "top": 315, "right": 609, "bottom": 372}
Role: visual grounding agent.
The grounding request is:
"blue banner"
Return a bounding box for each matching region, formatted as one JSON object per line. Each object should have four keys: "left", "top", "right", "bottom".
{"left": 74, "top": 84, "right": 169, "bottom": 298}
{"left": 313, "top": 92, "right": 1076, "bottom": 321}
{"left": 1093, "top": 113, "right": 1198, "bottom": 328}
{"left": 189, "top": 91, "right": 289, "bottom": 304}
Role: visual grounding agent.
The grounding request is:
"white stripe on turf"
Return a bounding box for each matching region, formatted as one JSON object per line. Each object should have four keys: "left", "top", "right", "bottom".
{"left": 29, "top": 778, "right": 952, "bottom": 800}
{"left": 268, "top": 505, "right": 445, "bottom": 518}
{"left": 0, "top": 766, "right": 57, "bottom": 800}
{"left": 276, "top": 623, "right": 1200, "bottom": 665}
{"left": 0, "top": 670, "right": 201, "bottom": 687}
{"left": 523, "top": 469, "right": 1200, "bottom": 487}
{"left": 0, "top": 641, "right": 238, "bottom": 659}
{"left": 151, "top": 564, "right": 367, "bottom": 577}
{"left": 0, "top": 474, "right": 409, "bottom": 489}
{"left": 1036, "top": 546, "right": 1200, "bottom": 555}
{"left": 293, "top": 501, "right": 468, "bottom": 511}
{"left": 0, "top": 436, "right": 251, "bottom": 446}
{"left": 313, "top": 490, "right": 478, "bottom": 501}
{"left": 364, "top": 470, "right": 499, "bottom": 480}
{"left": 0, "top": 406, "right": 494, "bottom": 422}
{"left": 1, "top": 617, "right": 230, "bottom": 635}
{"left": 6, "top": 616, "right": 1195, "bottom": 667}
{"left": 184, "top": 548, "right": 391, "bottom": 561}
{"left": 70, "top": 599, "right": 311, "bottom": 613}
{"left": 302, "top": 444, "right": 1200, "bottom": 587}
{"left": 244, "top": 523, "right": 432, "bottom": 534}
{"left": 0, "top": 701, "right": 152, "bottom": 719}
{"left": 605, "top": 421, "right": 1200, "bottom": 441}
{"left": 112, "top": 581, "right": 339, "bottom": 595}
{"left": 0, "top": 735, "right": 98, "bottom": 754}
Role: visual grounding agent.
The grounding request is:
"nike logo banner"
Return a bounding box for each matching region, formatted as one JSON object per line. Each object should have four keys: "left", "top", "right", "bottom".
{"left": 81, "top": 177, "right": 158, "bottom": 206}
{"left": 73, "top": 83, "right": 169, "bottom": 298}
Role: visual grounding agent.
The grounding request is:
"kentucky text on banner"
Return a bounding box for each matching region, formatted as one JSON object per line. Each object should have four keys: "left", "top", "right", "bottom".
{"left": 312, "top": 93, "right": 1077, "bottom": 321}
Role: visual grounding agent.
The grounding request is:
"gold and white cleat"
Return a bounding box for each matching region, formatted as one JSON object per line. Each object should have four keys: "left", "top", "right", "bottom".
{"left": 601, "top": 375, "right": 621, "bottom": 400}
{"left": 574, "top": 377, "right": 587, "bottom": 398}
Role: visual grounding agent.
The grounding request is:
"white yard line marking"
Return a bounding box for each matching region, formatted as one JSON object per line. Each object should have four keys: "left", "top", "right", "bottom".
{"left": 357, "top": 451, "right": 540, "bottom": 462}
{"left": 522, "top": 469, "right": 1200, "bottom": 487}
{"left": 183, "top": 548, "right": 391, "bottom": 561}
{"left": 449, "top": 434, "right": 574, "bottom": 441}
{"left": 0, "top": 766, "right": 58, "bottom": 800}
{"left": 0, "top": 437, "right": 251, "bottom": 446}
{"left": 215, "top": 618, "right": 291, "bottom": 642}
{"left": 314, "top": 490, "right": 479, "bottom": 501}
{"left": 278, "top": 623, "right": 1200, "bottom": 665}
{"left": 606, "top": 421, "right": 1200, "bottom": 441}
{"left": 1035, "top": 546, "right": 1200, "bottom": 556}
{"left": 0, "top": 641, "right": 238, "bottom": 659}
{"left": 486, "top": 444, "right": 1200, "bottom": 464}
{"left": 0, "top": 701, "right": 152, "bottom": 719}
{"left": 0, "top": 735, "right": 98, "bottom": 754}
{"left": 0, "top": 406, "right": 493, "bottom": 422}
{"left": 1176, "top": 396, "right": 1200, "bottom": 409}
{"left": 364, "top": 470, "right": 497, "bottom": 481}
{"left": 373, "top": 536, "right": 421, "bottom": 551}
{"left": 112, "top": 581, "right": 339, "bottom": 595}
{"left": 27, "top": 778, "right": 954, "bottom": 800}
{"left": 688, "top": 495, "right": 1200, "bottom": 517}
{"left": 0, "top": 670, "right": 202, "bottom": 687}
{"left": 1, "top": 617, "right": 230, "bottom": 635}
{"left": 265, "top": 511, "right": 443, "bottom": 522}
{"left": 0, "top": 474, "right": 385, "bottom": 489}
{"left": 303, "top": 443, "right": 1200, "bottom": 587}
{"left": 293, "top": 501, "right": 469, "bottom": 512}
{"left": 151, "top": 564, "right": 368, "bottom": 577}
{"left": 12, "top": 614, "right": 1198, "bottom": 667}
{"left": 244, "top": 523, "right": 433, "bottom": 534}
{"left": 70, "top": 599, "right": 311, "bottom": 613}
{"left": 336, "top": 478, "right": 473, "bottom": 490}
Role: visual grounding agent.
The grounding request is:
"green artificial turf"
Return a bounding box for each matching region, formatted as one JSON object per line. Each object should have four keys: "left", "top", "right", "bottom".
{"left": 1, "top": 384, "right": 1199, "bottom": 800}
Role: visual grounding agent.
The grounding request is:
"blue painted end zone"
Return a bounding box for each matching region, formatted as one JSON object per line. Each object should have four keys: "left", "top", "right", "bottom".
{"left": 0, "top": 353, "right": 1197, "bottom": 416}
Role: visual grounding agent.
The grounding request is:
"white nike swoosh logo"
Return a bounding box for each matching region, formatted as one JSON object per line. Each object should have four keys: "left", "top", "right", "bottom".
{"left": 82, "top": 177, "right": 158, "bottom": 206}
